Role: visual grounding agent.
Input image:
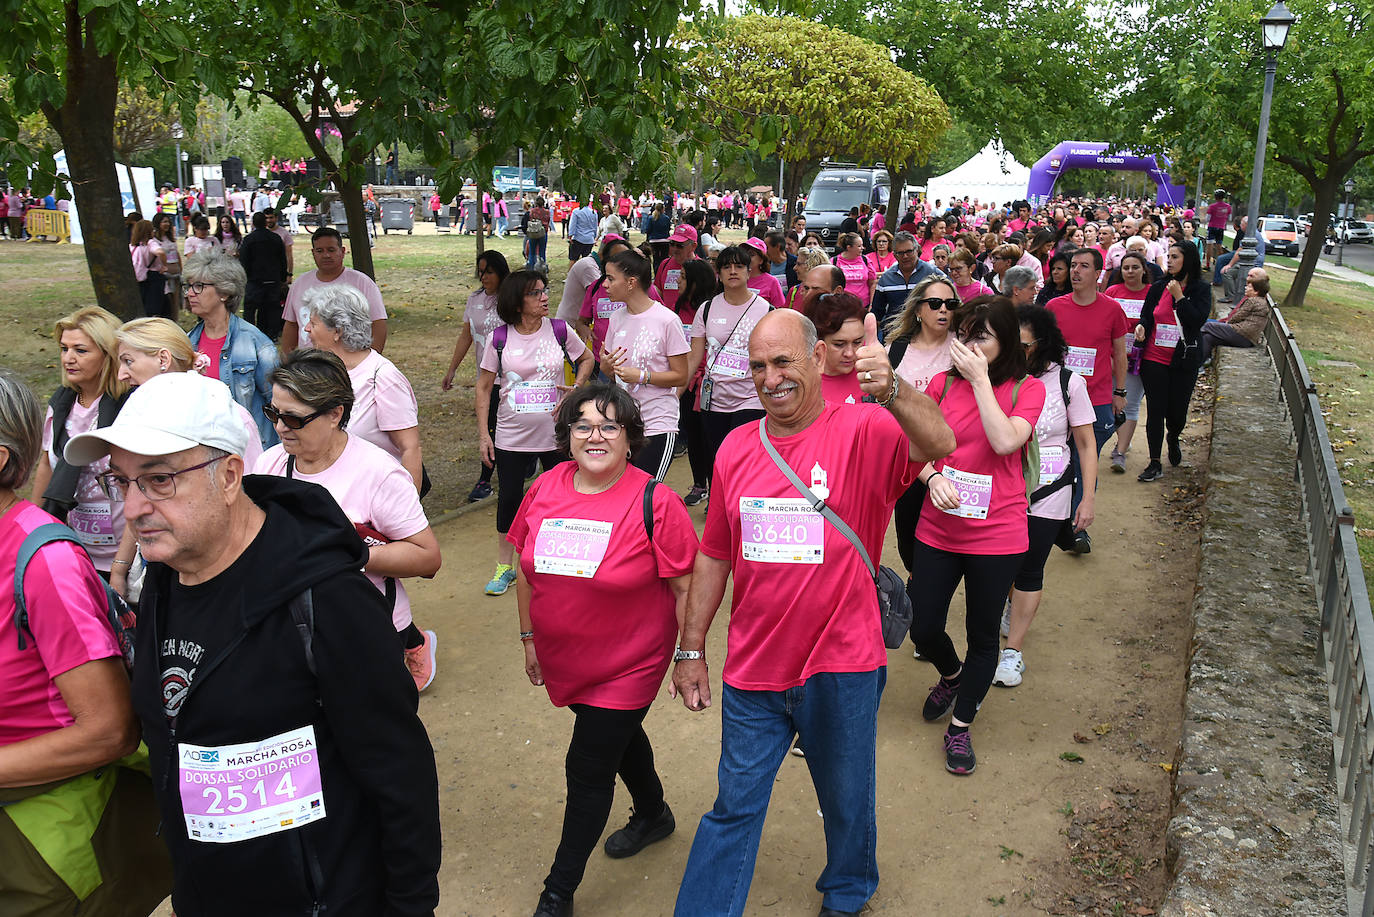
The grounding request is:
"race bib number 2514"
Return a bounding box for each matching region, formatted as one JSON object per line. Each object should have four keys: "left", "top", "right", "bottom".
{"left": 179, "top": 726, "right": 326, "bottom": 844}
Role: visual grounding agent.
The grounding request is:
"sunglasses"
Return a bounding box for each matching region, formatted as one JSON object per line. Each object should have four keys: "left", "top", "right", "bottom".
{"left": 264, "top": 402, "right": 329, "bottom": 430}
{"left": 917, "top": 298, "right": 960, "bottom": 311}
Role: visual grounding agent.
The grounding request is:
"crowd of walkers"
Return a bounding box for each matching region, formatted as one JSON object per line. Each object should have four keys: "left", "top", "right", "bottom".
{"left": 0, "top": 190, "right": 1275, "bottom": 917}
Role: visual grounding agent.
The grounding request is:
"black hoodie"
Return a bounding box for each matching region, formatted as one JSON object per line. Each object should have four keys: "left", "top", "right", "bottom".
{"left": 133, "top": 475, "right": 441, "bottom": 917}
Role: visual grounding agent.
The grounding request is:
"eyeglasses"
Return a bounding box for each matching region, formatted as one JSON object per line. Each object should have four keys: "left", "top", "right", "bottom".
{"left": 185, "top": 282, "right": 212, "bottom": 295}
{"left": 917, "top": 298, "right": 959, "bottom": 311}
{"left": 525, "top": 287, "right": 549, "bottom": 298}
{"left": 893, "top": 248, "right": 917, "bottom": 256}
{"left": 1021, "top": 339, "right": 1037, "bottom": 351}
{"left": 264, "top": 402, "right": 329, "bottom": 430}
{"left": 97, "top": 456, "right": 222, "bottom": 501}
{"left": 570, "top": 421, "right": 623, "bottom": 439}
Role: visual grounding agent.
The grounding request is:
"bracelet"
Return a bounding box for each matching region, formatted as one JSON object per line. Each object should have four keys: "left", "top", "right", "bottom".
{"left": 925, "top": 471, "right": 943, "bottom": 486}
{"left": 111, "top": 559, "right": 132, "bottom": 567}
{"left": 519, "top": 631, "right": 534, "bottom": 642}
{"left": 877, "top": 374, "right": 900, "bottom": 409}
{"left": 1113, "top": 388, "right": 1127, "bottom": 396}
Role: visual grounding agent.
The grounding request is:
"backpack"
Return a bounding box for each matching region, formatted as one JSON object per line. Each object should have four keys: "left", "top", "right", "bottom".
{"left": 14, "top": 523, "right": 137, "bottom": 674}
{"left": 493, "top": 319, "right": 573, "bottom": 377}
{"left": 941, "top": 375, "right": 1039, "bottom": 505}
{"left": 526, "top": 210, "right": 548, "bottom": 240}
{"left": 1028, "top": 367, "right": 1075, "bottom": 505}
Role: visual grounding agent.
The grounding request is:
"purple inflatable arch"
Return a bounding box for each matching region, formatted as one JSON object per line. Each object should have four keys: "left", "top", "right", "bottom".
{"left": 1026, "top": 142, "right": 1187, "bottom": 208}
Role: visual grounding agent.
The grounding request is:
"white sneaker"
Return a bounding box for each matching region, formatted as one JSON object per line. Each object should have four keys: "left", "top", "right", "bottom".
{"left": 1000, "top": 599, "right": 1012, "bottom": 638}
{"left": 992, "top": 648, "right": 1024, "bottom": 687}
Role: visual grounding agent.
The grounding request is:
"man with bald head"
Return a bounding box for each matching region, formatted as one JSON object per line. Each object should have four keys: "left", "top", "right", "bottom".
{"left": 796, "top": 264, "right": 845, "bottom": 301}
{"left": 672, "top": 309, "right": 954, "bottom": 917}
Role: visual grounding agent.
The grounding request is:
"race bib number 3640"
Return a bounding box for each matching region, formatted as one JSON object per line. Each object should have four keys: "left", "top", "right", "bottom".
{"left": 739, "top": 497, "right": 824, "bottom": 563}
{"left": 179, "top": 726, "right": 326, "bottom": 844}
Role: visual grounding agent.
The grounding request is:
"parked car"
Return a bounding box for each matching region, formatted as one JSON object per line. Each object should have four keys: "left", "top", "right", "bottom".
{"left": 1296, "top": 213, "right": 1312, "bottom": 235}
{"left": 1258, "top": 217, "right": 1299, "bottom": 256}
{"left": 1335, "top": 219, "right": 1373, "bottom": 244}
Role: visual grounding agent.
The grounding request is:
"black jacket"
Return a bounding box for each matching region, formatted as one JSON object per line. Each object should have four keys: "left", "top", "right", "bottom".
{"left": 1137, "top": 275, "right": 1211, "bottom": 371}
{"left": 133, "top": 475, "right": 440, "bottom": 917}
{"left": 238, "top": 227, "right": 288, "bottom": 284}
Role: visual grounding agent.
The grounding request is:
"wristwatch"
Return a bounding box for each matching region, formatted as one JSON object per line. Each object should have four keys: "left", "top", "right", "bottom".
{"left": 673, "top": 648, "right": 705, "bottom": 662}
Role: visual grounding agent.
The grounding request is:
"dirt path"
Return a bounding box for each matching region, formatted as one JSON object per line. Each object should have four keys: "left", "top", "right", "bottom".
{"left": 409, "top": 392, "right": 1208, "bottom": 916}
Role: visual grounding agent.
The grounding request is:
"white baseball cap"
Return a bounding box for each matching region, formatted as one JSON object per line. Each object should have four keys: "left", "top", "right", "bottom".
{"left": 65, "top": 372, "right": 250, "bottom": 465}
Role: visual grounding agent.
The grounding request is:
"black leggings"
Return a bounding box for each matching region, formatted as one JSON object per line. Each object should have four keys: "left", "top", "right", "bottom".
{"left": 908, "top": 541, "right": 1026, "bottom": 724}
{"left": 893, "top": 479, "right": 928, "bottom": 574}
{"left": 680, "top": 389, "right": 709, "bottom": 487}
{"left": 1012, "top": 515, "right": 1067, "bottom": 593}
{"left": 140, "top": 272, "right": 169, "bottom": 317}
{"left": 632, "top": 431, "right": 676, "bottom": 481}
{"left": 544, "top": 703, "right": 664, "bottom": 898}
{"left": 700, "top": 408, "right": 765, "bottom": 486}
{"left": 494, "top": 447, "right": 563, "bottom": 532}
{"left": 1139, "top": 360, "right": 1198, "bottom": 461}
{"left": 477, "top": 388, "right": 498, "bottom": 484}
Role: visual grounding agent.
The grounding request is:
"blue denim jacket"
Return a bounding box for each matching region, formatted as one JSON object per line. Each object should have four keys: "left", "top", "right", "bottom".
{"left": 189, "top": 314, "right": 280, "bottom": 448}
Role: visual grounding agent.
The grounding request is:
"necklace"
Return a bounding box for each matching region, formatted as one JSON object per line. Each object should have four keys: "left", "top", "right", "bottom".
{"left": 574, "top": 465, "right": 626, "bottom": 495}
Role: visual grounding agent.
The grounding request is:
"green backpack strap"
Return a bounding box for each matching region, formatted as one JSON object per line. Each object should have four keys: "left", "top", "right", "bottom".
{"left": 1012, "top": 377, "right": 1040, "bottom": 505}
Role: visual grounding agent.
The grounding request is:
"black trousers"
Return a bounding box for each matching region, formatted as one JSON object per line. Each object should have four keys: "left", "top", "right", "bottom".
{"left": 494, "top": 447, "right": 562, "bottom": 532}
{"left": 140, "top": 272, "right": 169, "bottom": 317}
{"left": 631, "top": 431, "right": 676, "bottom": 481}
{"left": 544, "top": 703, "right": 664, "bottom": 898}
{"left": 477, "top": 388, "right": 498, "bottom": 484}
{"left": 893, "top": 479, "right": 928, "bottom": 573}
{"left": 243, "top": 280, "right": 282, "bottom": 339}
{"left": 909, "top": 541, "right": 1026, "bottom": 724}
{"left": 679, "top": 389, "right": 708, "bottom": 488}
{"left": 700, "top": 408, "right": 765, "bottom": 486}
{"left": 1139, "top": 360, "right": 1198, "bottom": 462}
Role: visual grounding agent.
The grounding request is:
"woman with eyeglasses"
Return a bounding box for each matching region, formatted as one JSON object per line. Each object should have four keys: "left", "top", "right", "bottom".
{"left": 864, "top": 230, "right": 896, "bottom": 279}
{"left": 302, "top": 284, "right": 424, "bottom": 495}
{"left": 255, "top": 350, "right": 443, "bottom": 692}
{"left": 909, "top": 297, "right": 1044, "bottom": 775}
{"left": 882, "top": 277, "right": 958, "bottom": 576}
{"left": 476, "top": 270, "right": 594, "bottom": 596}
{"left": 182, "top": 250, "right": 280, "bottom": 449}
{"left": 986, "top": 243, "right": 1021, "bottom": 295}
{"left": 996, "top": 305, "right": 1097, "bottom": 689}
{"left": 442, "top": 250, "right": 510, "bottom": 502}
{"left": 1134, "top": 241, "right": 1210, "bottom": 482}
{"left": 947, "top": 249, "right": 993, "bottom": 303}
{"left": 509, "top": 384, "right": 697, "bottom": 917}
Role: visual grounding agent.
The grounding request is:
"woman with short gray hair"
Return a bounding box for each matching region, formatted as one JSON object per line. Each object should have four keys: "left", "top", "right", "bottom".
{"left": 183, "top": 250, "right": 279, "bottom": 449}
{"left": 303, "top": 284, "right": 424, "bottom": 493}
{"left": 1002, "top": 265, "right": 1039, "bottom": 307}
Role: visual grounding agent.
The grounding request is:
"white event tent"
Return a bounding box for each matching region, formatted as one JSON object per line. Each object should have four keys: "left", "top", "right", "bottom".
{"left": 54, "top": 150, "right": 158, "bottom": 245}
{"left": 924, "top": 142, "right": 1032, "bottom": 209}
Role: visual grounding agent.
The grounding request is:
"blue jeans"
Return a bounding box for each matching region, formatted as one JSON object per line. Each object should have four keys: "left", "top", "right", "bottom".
{"left": 526, "top": 235, "right": 547, "bottom": 268}
{"left": 1212, "top": 250, "right": 1234, "bottom": 284}
{"left": 1069, "top": 403, "right": 1115, "bottom": 516}
{"left": 675, "top": 668, "right": 885, "bottom": 917}
{"left": 495, "top": 216, "right": 507, "bottom": 236}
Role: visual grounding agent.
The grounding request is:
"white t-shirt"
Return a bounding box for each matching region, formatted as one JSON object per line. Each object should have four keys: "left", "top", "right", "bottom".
{"left": 479, "top": 319, "right": 588, "bottom": 452}
{"left": 463, "top": 289, "right": 501, "bottom": 357}
{"left": 604, "top": 302, "right": 690, "bottom": 435}
{"left": 283, "top": 269, "right": 387, "bottom": 347}
{"left": 255, "top": 435, "right": 428, "bottom": 630}
{"left": 1029, "top": 364, "right": 1094, "bottom": 521}
{"left": 347, "top": 350, "right": 418, "bottom": 464}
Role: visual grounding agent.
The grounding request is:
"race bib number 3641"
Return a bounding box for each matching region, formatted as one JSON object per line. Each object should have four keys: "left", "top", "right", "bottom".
{"left": 179, "top": 726, "right": 326, "bottom": 844}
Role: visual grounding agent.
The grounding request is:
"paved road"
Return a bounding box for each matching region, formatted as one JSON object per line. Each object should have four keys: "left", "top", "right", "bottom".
{"left": 1296, "top": 231, "right": 1374, "bottom": 275}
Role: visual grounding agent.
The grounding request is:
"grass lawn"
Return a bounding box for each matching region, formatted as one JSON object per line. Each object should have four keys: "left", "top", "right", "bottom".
{"left": 1265, "top": 269, "right": 1374, "bottom": 582}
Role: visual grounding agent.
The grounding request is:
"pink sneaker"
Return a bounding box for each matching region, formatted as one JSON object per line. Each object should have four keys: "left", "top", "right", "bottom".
{"left": 404, "top": 629, "right": 437, "bottom": 692}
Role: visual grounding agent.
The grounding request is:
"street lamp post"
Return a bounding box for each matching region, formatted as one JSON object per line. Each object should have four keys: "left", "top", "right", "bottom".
{"left": 1236, "top": 1, "right": 1295, "bottom": 286}
{"left": 1337, "top": 177, "right": 1356, "bottom": 267}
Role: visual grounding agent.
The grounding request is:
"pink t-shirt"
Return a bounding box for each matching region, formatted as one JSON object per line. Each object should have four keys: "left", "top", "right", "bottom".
{"left": 955, "top": 281, "right": 994, "bottom": 302}
{"left": 864, "top": 252, "right": 895, "bottom": 277}
{"left": 198, "top": 335, "right": 226, "bottom": 379}
{"left": 653, "top": 257, "right": 688, "bottom": 317}
{"left": 579, "top": 278, "right": 624, "bottom": 360}
{"left": 507, "top": 463, "right": 698, "bottom": 708}
{"left": 894, "top": 337, "right": 954, "bottom": 395}
{"left": 916, "top": 372, "right": 1045, "bottom": 554}
{"left": 821, "top": 371, "right": 865, "bottom": 406}
{"left": 1029, "top": 366, "right": 1093, "bottom": 521}
{"left": 1206, "top": 200, "right": 1232, "bottom": 230}
{"left": 0, "top": 501, "right": 120, "bottom": 745}
{"left": 255, "top": 435, "right": 428, "bottom": 629}
{"left": 1104, "top": 283, "right": 1149, "bottom": 330}
{"left": 833, "top": 255, "right": 875, "bottom": 307}
{"left": 701, "top": 404, "right": 920, "bottom": 691}
{"left": 604, "top": 302, "right": 690, "bottom": 435}
{"left": 1143, "top": 289, "right": 1180, "bottom": 366}
{"left": 283, "top": 269, "right": 387, "bottom": 348}
{"left": 347, "top": 349, "right": 418, "bottom": 464}
{"left": 464, "top": 288, "right": 501, "bottom": 357}
{"left": 747, "top": 272, "right": 786, "bottom": 310}
{"left": 1046, "top": 293, "right": 1129, "bottom": 405}
{"left": 690, "top": 292, "right": 770, "bottom": 414}
{"left": 41, "top": 399, "right": 124, "bottom": 571}
{"left": 479, "top": 319, "right": 588, "bottom": 452}
{"left": 919, "top": 238, "right": 948, "bottom": 261}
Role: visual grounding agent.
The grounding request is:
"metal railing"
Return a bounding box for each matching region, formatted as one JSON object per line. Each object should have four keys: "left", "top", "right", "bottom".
{"left": 1263, "top": 304, "right": 1374, "bottom": 916}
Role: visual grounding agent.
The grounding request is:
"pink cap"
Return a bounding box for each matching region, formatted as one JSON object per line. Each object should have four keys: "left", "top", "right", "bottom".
{"left": 669, "top": 225, "right": 698, "bottom": 244}
{"left": 741, "top": 236, "right": 767, "bottom": 255}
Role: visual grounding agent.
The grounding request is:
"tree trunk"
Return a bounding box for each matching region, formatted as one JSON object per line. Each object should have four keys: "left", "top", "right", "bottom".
{"left": 337, "top": 173, "right": 375, "bottom": 279}
{"left": 474, "top": 185, "right": 488, "bottom": 268}
{"left": 1284, "top": 177, "right": 1340, "bottom": 309}
{"left": 44, "top": 3, "right": 141, "bottom": 320}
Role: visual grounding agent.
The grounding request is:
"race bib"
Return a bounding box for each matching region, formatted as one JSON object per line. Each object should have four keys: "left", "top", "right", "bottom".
{"left": 179, "top": 726, "right": 326, "bottom": 844}
{"left": 1119, "top": 298, "right": 1144, "bottom": 320}
{"left": 510, "top": 380, "right": 558, "bottom": 413}
{"left": 1154, "top": 323, "right": 1181, "bottom": 349}
{"left": 938, "top": 467, "right": 993, "bottom": 520}
{"left": 739, "top": 497, "right": 824, "bottom": 563}
{"left": 664, "top": 269, "right": 681, "bottom": 291}
{"left": 712, "top": 343, "right": 750, "bottom": 379}
{"left": 68, "top": 503, "right": 115, "bottom": 546}
{"left": 532, "top": 518, "right": 612, "bottom": 578}
{"left": 1065, "top": 346, "right": 1096, "bottom": 376}
{"left": 595, "top": 297, "right": 623, "bottom": 320}
{"left": 1038, "top": 445, "right": 1068, "bottom": 487}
